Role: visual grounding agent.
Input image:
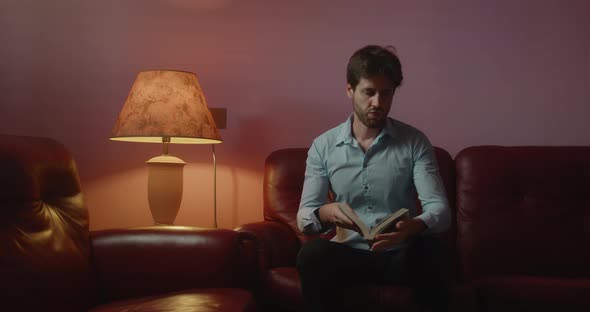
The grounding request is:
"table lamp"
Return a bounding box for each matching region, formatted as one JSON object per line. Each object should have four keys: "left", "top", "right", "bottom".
{"left": 111, "top": 70, "right": 222, "bottom": 226}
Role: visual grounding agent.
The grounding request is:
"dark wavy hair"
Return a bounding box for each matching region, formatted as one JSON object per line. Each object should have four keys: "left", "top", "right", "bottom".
{"left": 346, "top": 45, "right": 403, "bottom": 90}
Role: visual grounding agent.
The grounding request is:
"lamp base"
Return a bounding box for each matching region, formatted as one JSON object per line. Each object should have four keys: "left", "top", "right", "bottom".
{"left": 146, "top": 155, "right": 186, "bottom": 225}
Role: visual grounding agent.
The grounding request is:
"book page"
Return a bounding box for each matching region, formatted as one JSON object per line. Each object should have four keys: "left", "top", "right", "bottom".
{"left": 337, "top": 202, "right": 370, "bottom": 238}
{"left": 368, "top": 208, "right": 409, "bottom": 240}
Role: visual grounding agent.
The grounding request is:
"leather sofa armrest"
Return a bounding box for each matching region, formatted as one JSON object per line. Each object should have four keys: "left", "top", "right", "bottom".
{"left": 90, "top": 227, "right": 251, "bottom": 303}
{"left": 235, "top": 221, "right": 300, "bottom": 271}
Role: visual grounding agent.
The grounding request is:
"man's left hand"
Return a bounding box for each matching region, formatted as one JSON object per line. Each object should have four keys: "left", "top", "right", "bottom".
{"left": 370, "top": 218, "right": 427, "bottom": 251}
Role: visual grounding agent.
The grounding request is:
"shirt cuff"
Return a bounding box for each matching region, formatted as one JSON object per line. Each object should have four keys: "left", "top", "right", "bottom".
{"left": 300, "top": 206, "right": 334, "bottom": 234}
{"left": 415, "top": 212, "right": 436, "bottom": 233}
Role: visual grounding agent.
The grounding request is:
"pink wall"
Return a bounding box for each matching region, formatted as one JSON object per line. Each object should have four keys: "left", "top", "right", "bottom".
{"left": 1, "top": 0, "right": 589, "bottom": 230}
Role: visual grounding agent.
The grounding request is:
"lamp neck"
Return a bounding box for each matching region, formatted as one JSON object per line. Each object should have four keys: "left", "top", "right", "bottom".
{"left": 162, "top": 137, "right": 171, "bottom": 155}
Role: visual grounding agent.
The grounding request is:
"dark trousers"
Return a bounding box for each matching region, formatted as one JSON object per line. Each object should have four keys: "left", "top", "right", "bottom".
{"left": 296, "top": 236, "right": 449, "bottom": 312}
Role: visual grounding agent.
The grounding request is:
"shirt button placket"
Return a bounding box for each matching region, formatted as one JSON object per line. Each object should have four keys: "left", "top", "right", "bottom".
{"left": 362, "top": 157, "right": 372, "bottom": 212}
{"left": 361, "top": 157, "right": 368, "bottom": 189}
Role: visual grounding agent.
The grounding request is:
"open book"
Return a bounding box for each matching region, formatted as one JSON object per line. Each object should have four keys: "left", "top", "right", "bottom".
{"left": 337, "top": 202, "right": 409, "bottom": 242}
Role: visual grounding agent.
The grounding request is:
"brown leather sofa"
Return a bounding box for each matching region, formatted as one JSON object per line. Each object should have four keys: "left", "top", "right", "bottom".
{"left": 456, "top": 146, "right": 590, "bottom": 312}
{"left": 0, "top": 135, "right": 257, "bottom": 312}
{"left": 237, "top": 146, "right": 590, "bottom": 311}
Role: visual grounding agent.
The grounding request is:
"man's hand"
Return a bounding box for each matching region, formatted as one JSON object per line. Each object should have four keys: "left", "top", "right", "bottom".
{"left": 318, "top": 203, "right": 359, "bottom": 232}
{"left": 371, "top": 217, "right": 427, "bottom": 251}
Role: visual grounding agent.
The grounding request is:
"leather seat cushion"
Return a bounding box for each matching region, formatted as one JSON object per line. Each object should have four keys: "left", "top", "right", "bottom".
{"left": 89, "top": 288, "right": 256, "bottom": 312}
{"left": 265, "top": 267, "right": 304, "bottom": 311}
{"left": 478, "top": 275, "right": 590, "bottom": 312}
{"left": 265, "top": 267, "right": 416, "bottom": 311}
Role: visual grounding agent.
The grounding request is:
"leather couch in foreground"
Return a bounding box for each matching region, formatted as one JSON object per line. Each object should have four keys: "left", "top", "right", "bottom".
{"left": 0, "top": 135, "right": 257, "bottom": 312}
{"left": 237, "top": 146, "right": 590, "bottom": 312}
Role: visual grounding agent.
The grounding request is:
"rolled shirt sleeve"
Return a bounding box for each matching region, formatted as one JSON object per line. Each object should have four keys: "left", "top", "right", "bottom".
{"left": 412, "top": 135, "right": 451, "bottom": 233}
{"left": 297, "top": 141, "right": 332, "bottom": 234}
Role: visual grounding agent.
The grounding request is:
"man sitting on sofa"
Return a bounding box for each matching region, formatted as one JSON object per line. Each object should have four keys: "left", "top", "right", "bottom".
{"left": 296, "top": 45, "right": 451, "bottom": 312}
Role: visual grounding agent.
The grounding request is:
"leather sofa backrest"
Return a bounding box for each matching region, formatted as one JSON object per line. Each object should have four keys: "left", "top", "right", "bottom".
{"left": 456, "top": 146, "right": 590, "bottom": 281}
{"left": 263, "top": 146, "right": 456, "bottom": 247}
{"left": 263, "top": 148, "right": 310, "bottom": 243}
{"left": 0, "top": 135, "right": 95, "bottom": 311}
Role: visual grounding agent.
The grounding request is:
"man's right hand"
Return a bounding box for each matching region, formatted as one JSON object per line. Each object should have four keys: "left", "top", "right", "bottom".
{"left": 318, "top": 203, "right": 358, "bottom": 231}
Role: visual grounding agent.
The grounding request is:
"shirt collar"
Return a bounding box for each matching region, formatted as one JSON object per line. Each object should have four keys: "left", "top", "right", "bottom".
{"left": 335, "top": 115, "right": 355, "bottom": 145}
{"left": 383, "top": 117, "right": 396, "bottom": 139}
{"left": 336, "top": 115, "right": 396, "bottom": 146}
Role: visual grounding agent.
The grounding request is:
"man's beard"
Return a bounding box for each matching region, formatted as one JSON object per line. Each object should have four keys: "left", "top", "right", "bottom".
{"left": 353, "top": 101, "right": 387, "bottom": 129}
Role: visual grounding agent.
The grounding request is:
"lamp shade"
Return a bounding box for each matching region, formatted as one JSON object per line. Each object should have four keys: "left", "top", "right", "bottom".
{"left": 111, "top": 70, "right": 222, "bottom": 144}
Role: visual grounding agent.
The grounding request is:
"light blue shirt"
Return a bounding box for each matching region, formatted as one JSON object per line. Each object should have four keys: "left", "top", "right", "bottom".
{"left": 297, "top": 116, "right": 450, "bottom": 250}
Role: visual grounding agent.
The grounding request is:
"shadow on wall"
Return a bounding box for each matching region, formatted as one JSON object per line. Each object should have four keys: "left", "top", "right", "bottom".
{"left": 218, "top": 102, "right": 345, "bottom": 223}
{"left": 229, "top": 166, "right": 238, "bottom": 226}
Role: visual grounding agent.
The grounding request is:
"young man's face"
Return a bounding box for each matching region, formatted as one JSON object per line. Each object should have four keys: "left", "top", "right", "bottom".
{"left": 347, "top": 75, "right": 396, "bottom": 129}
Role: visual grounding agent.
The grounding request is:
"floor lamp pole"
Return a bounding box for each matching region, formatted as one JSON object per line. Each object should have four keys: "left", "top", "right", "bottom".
{"left": 212, "top": 144, "right": 217, "bottom": 228}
